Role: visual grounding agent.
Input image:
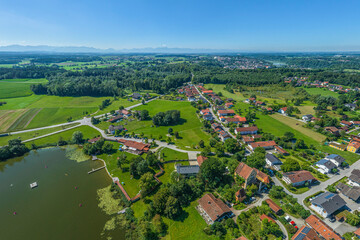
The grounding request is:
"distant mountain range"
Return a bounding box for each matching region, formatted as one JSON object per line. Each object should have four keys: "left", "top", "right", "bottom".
{"left": 0, "top": 45, "right": 237, "bottom": 54}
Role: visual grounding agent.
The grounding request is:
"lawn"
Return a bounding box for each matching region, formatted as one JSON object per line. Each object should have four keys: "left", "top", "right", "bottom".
{"left": 25, "top": 125, "right": 100, "bottom": 147}
{"left": 164, "top": 201, "right": 216, "bottom": 240}
{"left": 160, "top": 147, "right": 189, "bottom": 161}
{"left": 270, "top": 114, "right": 326, "bottom": 142}
{"left": 302, "top": 87, "right": 340, "bottom": 98}
{"left": 254, "top": 113, "right": 359, "bottom": 164}
{"left": 205, "top": 84, "right": 246, "bottom": 101}
{"left": 159, "top": 161, "right": 189, "bottom": 185}
{"left": 0, "top": 123, "right": 80, "bottom": 146}
{"left": 97, "top": 146, "right": 142, "bottom": 197}
{"left": 122, "top": 100, "right": 211, "bottom": 149}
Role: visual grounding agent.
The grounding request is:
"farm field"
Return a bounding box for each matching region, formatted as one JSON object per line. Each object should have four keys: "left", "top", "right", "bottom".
{"left": 0, "top": 82, "right": 138, "bottom": 131}
{"left": 0, "top": 109, "right": 28, "bottom": 132}
{"left": 0, "top": 123, "right": 80, "bottom": 146}
{"left": 0, "top": 78, "right": 48, "bottom": 99}
{"left": 125, "top": 100, "right": 211, "bottom": 149}
{"left": 302, "top": 87, "right": 340, "bottom": 98}
{"left": 25, "top": 125, "right": 100, "bottom": 147}
{"left": 270, "top": 113, "right": 327, "bottom": 142}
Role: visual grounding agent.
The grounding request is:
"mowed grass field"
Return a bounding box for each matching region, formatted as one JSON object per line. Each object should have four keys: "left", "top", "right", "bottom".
{"left": 0, "top": 78, "right": 47, "bottom": 98}
{"left": 0, "top": 109, "right": 28, "bottom": 132}
{"left": 270, "top": 114, "right": 326, "bottom": 142}
{"left": 302, "top": 87, "right": 340, "bottom": 98}
{"left": 205, "top": 84, "right": 246, "bottom": 101}
{"left": 126, "top": 100, "right": 211, "bottom": 149}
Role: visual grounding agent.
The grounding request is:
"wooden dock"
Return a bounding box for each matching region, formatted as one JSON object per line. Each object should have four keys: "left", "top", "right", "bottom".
{"left": 88, "top": 166, "right": 105, "bottom": 174}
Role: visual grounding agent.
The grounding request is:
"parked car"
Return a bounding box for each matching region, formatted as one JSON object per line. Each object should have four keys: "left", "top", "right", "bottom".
{"left": 290, "top": 221, "right": 296, "bottom": 226}
{"left": 329, "top": 217, "right": 336, "bottom": 223}
{"left": 284, "top": 216, "right": 291, "bottom": 222}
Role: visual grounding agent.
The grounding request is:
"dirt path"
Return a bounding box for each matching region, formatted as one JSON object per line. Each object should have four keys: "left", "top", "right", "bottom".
{"left": 24, "top": 108, "right": 43, "bottom": 128}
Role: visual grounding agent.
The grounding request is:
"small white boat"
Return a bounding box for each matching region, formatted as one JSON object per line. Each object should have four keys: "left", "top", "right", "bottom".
{"left": 30, "top": 182, "right": 38, "bottom": 189}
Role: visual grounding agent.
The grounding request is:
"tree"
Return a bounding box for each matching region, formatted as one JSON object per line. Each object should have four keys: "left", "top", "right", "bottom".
{"left": 139, "top": 172, "right": 157, "bottom": 196}
{"left": 174, "top": 131, "right": 179, "bottom": 139}
{"left": 72, "top": 131, "right": 84, "bottom": 144}
{"left": 209, "top": 138, "right": 217, "bottom": 147}
{"left": 346, "top": 213, "right": 360, "bottom": 226}
{"left": 200, "top": 157, "right": 226, "bottom": 188}
{"left": 225, "top": 138, "right": 240, "bottom": 154}
{"left": 245, "top": 151, "right": 265, "bottom": 169}
{"left": 102, "top": 142, "right": 113, "bottom": 154}
{"left": 283, "top": 132, "right": 295, "bottom": 141}
{"left": 168, "top": 128, "right": 173, "bottom": 135}
{"left": 117, "top": 154, "right": 128, "bottom": 171}
{"left": 199, "top": 140, "right": 205, "bottom": 148}
{"left": 282, "top": 158, "right": 300, "bottom": 172}
{"left": 91, "top": 117, "right": 100, "bottom": 124}
{"left": 140, "top": 110, "right": 149, "bottom": 120}
{"left": 164, "top": 196, "right": 181, "bottom": 219}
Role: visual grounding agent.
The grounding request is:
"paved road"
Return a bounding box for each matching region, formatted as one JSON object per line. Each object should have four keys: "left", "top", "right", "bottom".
{"left": 272, "top": 159, "right": 360, "bottom": 231}
{"left": 7, "top": 96, "right": 160, "bottom": 136}
{"left": 194, "top": 86, "right": 237, "bottom": 141}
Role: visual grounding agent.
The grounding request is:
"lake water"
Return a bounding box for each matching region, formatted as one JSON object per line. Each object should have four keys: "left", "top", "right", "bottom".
{"left": 0, "top": 147, "right": 125, "bottom": 240}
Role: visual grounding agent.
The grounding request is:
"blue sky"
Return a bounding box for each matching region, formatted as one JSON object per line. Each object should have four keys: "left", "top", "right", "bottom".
{"left": 0, "top": 0, "right": 359, "bottom": 51}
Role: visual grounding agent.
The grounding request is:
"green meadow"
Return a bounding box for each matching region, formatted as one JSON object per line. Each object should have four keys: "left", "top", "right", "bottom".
{"left": 111, "top": 100, "right": 211, "bottom": 149}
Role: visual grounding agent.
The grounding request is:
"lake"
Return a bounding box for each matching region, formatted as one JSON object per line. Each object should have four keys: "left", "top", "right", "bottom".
{"left": 0, "top": 147, "right": 125, "bottom": 240}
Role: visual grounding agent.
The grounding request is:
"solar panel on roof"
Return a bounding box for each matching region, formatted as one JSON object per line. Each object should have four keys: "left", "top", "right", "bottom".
{"left": 294, "top": 233, "right": 305, "bottom": 240}
{"left": 303, "top": 226, "right": 311, "bottom": 233}
{"left": 325, "top": 193, "right": 335, "bottom": 199}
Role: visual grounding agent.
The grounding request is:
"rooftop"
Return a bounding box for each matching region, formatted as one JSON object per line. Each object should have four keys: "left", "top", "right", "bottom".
{"left": 198, "top": 193, "right": 232, "bottom": 222}
{"left": 305, "top": 215, "right": 342, "bottom": 240}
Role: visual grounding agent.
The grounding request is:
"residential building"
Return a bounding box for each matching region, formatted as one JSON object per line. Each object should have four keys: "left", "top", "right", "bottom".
{"left": 274, "top": 145, "right": 289, "bottom": 155}
{"left": 236, "top": 237, "right": 248, "bottom": 240}
{"left": 348, "top": 169, "right": 360, "bottom": 187}
{"left": 325, "top": 154, "right": 346, "bottom": 167}
{"left": 265, "top": 199, "right": 282, "bottom": 215}
{"left": 310, "top": 192, "right": 346, "bottom": 218}
{"left": 336, "top": 182, "right": 360, "bottom": 202}
{"left": 197, "top": 155, "right": 208, "bottom": 166}
{"left": 188, "top": 96, "right": 196, "bottom": 102}
{"left": 265, "top": 153, "right": 282, "bottom": 171}
{"left": 108, "top": 115, "right": 123, "bottom": 123}
{"left": 352, "top": 121, "right": 360, "bottom": 126}
{"left": 235, "top": 188, "right": 246, "bottom": 202}
{"left": 197, "top": 193, "right": 233, "bottom": 224}
{"left": 324, "top": 127, "right": 340, "bottom": 136}
{"left": 340, "top": 120, "right": 353, "bottom": 127}
{"left": 225, "top": 118, "right": 241, "bottom": 124}
{"left": 200, "top": 109, "right": 210, "bottom": 115}
{"left": 279, "top": 107, "right": 287, "bottom": 115}
{"left": 131, "top": 92, "right": 142, "bottom": 100}
{"left": 219, "top": 130, "right": 231, "bottom": 141}
{"left": 305, "top": 215, "right": 342, "bottom": 240}
{"left": 203, "top": 113, "right": 213, "bottom": 121}
{"left": 234, "top": 115, "right": 247, "bottom": 123}
{"left": 88, "top": 137, "right": 102, "bottom": 143}
{"left": 234, "top": 162, "right": 257, "bottom": 188}
{"left": 329, "top": 142, "right": 346, "bottom": 151}
{"left": 225, "top": 102, "right": 234, "bottom": 108}
{"left": 118, "top": 139, "right": 150, "bottom": 154}
{"left": 242, "top": 136, "right": 254, "bottom": 144}
{"left": 315, "top": 159, "right": 337, "bottom": 174}
{"left": 347, "top": 140, "right": 360, "bottom": 153}
{"left": 175, "top": 165, "right": 200, "bottom": 177}
{"left": 260, "top": 214, "right": 275, "bottom": 223}
{"left": 291, "top": 226, "right": 320, "bottom": 240}
{"left": 218, "top": 109, "right": 235, "bottom": 117}
{"left": 249, "top": 141, "right": 276, "bottom": 150}
{"left": 354, "top": 228, "right": 360, "bottom": 238}
{"left": 108, "top": 125, "right": 125, "bottom": 134}
{"left": 235, "top": 126, "right": 258, "bottom": 135}
{"left": 345, "top": 103, "right": 357, "bottom": 111}
{"left": 302, "top": 114, "right": 314, "bottom": 122}
{"left": 282, "top": 170, "right": 317, "bottom": 187}
{"left": 211, "top": 123, "right": 222, "bottom": 131}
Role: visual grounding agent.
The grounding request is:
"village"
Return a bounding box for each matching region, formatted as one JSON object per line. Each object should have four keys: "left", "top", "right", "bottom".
{"left": 70, "top": 80, "right": 360, "bottom": 240}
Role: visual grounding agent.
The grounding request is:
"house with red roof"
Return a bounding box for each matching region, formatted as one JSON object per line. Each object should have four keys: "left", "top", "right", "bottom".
{"left": 249, "top": 141, "right": 276, "bottom": 150}
{"left": 305, "top": 215, "right": 342, "bottom": 240}
{"left": 197, "top": 193, "right": 233, "bottom": 225}
{"left": 279, "top": 107, "right": 287, "bottom": 115}
{"left": 197, "top": 155, "right": 208, "bottom": 166}
{"left": 235, "top": 126, "right": 258, "bottom": 135}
